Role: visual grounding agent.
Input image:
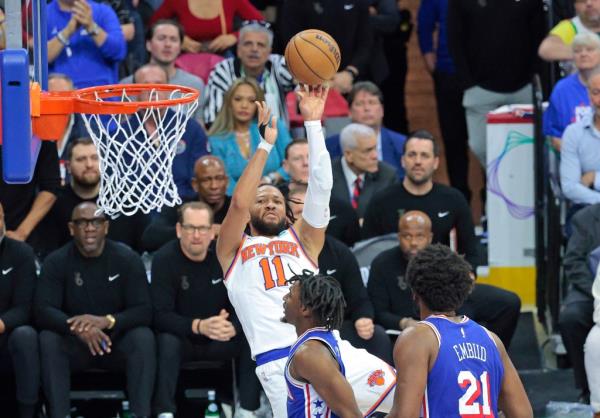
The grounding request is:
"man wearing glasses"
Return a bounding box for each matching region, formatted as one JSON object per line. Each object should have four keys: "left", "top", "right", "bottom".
{"left": 142, "top": 155, "right": 231, "bottom": 252}
{"left": 151, "top": 202, "right": 261, "bottom": 418}
{"left": 203, "top": 20, "right": 295, "bottom": 127}
{"left": 36, "top": 202, "right": 156, "bottom": 418}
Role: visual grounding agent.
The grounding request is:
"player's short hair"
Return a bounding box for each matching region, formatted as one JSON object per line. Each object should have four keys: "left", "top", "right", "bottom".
{"left": 66, "top": 137, "right": 95, "bottom": 161}
{"left": 146, "top": 18, "right": 185, "bottom": 43}
{"left": 178, "top": 201, "right": 214, "bottom": 225}
{"left": 348, "top": 81, "right": 384, "bottom": 106}
{"left": 287, "top": 270, "right": 346, "bottom": 330}
{"left": 406, "top": 244, "right": 473, "bottom": 312}
{"left": 403, "top": 129, "right": 440, "bottom": 157}
{"left": 284, "top": 138, "right": 308, "bottom": 160}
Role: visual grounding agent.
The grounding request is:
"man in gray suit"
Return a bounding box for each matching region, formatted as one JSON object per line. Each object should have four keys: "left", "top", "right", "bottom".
{"left": 331, "top": 123, "right": 397, "bottom": 220}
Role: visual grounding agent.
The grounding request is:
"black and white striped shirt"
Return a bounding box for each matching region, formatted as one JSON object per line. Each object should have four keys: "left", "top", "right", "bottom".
{"left": 203, "top": 54, "right": 295, "bottom": 126}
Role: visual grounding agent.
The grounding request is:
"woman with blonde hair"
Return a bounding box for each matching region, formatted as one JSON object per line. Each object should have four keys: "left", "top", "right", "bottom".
{"left": 208, "top": 78, "right": 291, "bottom": 193}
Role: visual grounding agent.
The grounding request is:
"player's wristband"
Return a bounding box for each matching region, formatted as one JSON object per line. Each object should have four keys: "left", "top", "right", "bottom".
{"left": 258, "top": 141, "right": 273, "bottom": 154}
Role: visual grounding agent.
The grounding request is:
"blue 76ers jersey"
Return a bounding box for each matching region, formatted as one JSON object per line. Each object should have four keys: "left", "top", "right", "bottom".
{"left": 421, "top": 316, "right": 504, "bottom": 418}
{"left": 285, "top": 328, "right": 345, "bottom": 418}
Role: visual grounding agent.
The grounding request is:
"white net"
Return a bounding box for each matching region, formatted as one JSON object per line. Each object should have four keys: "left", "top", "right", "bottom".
{"left": 80, "top": 86, "right": 199, "bottom": 218}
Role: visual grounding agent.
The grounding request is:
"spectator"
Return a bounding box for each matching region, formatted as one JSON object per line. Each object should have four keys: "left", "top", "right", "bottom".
{"left": 142, "top": 155, "right": 232, "bottom": 251}
{"left": 545, "top": 33, "right": 600, "bottom": 151}
{"left": 447, "top": 0, "right": 544, "bottom": 168}
{"left": 331, "top": 123, "right": 397, "bottom": 219}
{"left": 560, "top": 203, "right": 600, "bottom": 404}
{"left": 286, "top": 189, "right": 393, "bottom": 364}
{"left": 150, "top": 0, "right": 263, "bottom": 54}
{"left": 365, "top": 0, "right": 400, "bottom": 85}
{"left": 132, "top": 63, "right": 209, "bottom": 201}
{"left": 281, "top": 139, "right": 309, "bottom": 187}
{"left": 208, "top": 78, "right": 291, "bottom": 194}
{"left": 0, "top": 141, "right": 60, "bottom": 250}
{"left": 36, "top": 202, "right": 155, "bottom": 418}
{"left": 0, "top": 202, "right": 40, "bottom": 418}
{"left": 47, "top": 73, "right": 90, "bottom": 184}
{"left": 561, "top": 68, "right": 600, "bottom": 205}
{"left": 367, "top": 210, "right": 521, "bottom": 347}
{"left": 362, "top": 130, "right": 479, "bottom": 268}
{"left": 325, "top": 82, "right": 406, "bottom": 179}
{"left": 585, "top": 263, "right": 600, "bottom": 416}
{"left": 120, "top": 19, "right": 205, "bottom": 121}
{"left": 203, "top": 21, "right": 294, "bottom": 126}
{"left": 152, "top": 202, "right": 261, "bottom": 418}
{"left": 42, "top": 137, "right": 151, "bottom": 254}
{"left": 47, "top": 0, "right": 126, "bottom": 88}
{"left": 417, "top": 0, "right": 470, "bottom": 201}
{"left": 539, "top": 0, "right": 600, "bottom": 62}
{"left": 280, "top": 0, "right": 374, "bottom": 94}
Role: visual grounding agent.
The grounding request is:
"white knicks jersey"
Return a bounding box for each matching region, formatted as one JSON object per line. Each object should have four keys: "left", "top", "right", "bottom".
{"left": 224, "top": 227, "right": 318, "bottom": 358}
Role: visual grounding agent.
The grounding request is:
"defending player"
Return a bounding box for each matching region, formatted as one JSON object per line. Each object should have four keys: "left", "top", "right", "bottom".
{"left": 282, "top": 271, "right": 396, "bottom": 418}
{"left": 216, "top": 85, "right": 332, "bottom": 417}
{"left": 387, "top": 244, "right": 532, "bottom": 418}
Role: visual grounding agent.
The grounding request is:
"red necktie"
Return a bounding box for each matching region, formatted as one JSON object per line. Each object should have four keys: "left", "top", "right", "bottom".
{"left": 352, "top": 177, "right": 362, "bottom": 210}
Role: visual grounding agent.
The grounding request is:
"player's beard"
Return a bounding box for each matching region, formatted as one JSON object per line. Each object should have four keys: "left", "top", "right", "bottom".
{"left": 251, "top": 214, "right": 287, "bottom": 237}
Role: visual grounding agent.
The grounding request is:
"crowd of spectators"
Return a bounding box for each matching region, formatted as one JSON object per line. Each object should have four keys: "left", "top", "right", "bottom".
{"left": 3, "top": 0, "right": 600, "bottom": 416}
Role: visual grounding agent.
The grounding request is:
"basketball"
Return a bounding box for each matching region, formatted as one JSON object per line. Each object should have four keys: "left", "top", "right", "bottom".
{"left": 284, "top": 29, "right": 341, "bottom": 86}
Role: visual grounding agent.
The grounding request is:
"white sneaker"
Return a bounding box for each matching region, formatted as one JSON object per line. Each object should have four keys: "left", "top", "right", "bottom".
{"left": 157, "top": 413, "right": 174, "bottom": 418}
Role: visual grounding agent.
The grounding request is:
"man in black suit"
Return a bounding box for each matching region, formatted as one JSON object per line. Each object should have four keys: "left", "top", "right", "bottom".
{"left": 331, "top": 123, "right": 397, "bottom": 220}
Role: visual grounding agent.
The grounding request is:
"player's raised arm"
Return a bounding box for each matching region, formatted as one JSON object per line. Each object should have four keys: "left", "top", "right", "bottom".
{"left": 216, "top": 102, "right": 278, "bottom": 271}
{"left": 290, "top": 341, "right": 362, "bottom": 418}
{"left": 293, "top": 85, "right": 332, "bottom": 262}
{"left": 493, "top": 333, "right": 533, "bottom": 418}
{"left": 387, "top": 325, "right": 437, "bottom": 418}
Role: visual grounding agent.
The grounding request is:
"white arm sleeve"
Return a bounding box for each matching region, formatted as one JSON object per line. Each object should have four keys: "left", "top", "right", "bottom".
{"left": 302, "top": 120, "right": 333, "bottom": 228}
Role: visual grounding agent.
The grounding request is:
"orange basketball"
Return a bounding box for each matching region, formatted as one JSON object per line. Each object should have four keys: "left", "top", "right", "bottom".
{"left": 284, "top": 29, "right": 341, "bottom": 85}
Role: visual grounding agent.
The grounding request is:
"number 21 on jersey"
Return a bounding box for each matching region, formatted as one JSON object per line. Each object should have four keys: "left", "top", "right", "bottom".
{"left": 458, "top": 370, "right": 494, "bottom": 418}
{"left": 259, "top": 256, "right": 286, "bottom": 290}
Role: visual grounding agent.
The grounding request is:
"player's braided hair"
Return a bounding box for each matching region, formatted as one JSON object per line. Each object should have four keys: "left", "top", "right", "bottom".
{"left": 288, "top": 270, "right": 346, "bottom": 331}
{"left": 406, "top": 244, "right": 474, "bottom": 313}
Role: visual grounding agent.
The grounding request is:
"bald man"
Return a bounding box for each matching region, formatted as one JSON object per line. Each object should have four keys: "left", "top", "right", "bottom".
{"left": 141, "top": 155, "right": 231, "bottom": 251}
{"left": 367, "top": 211, "right": 522, "bottom": 347}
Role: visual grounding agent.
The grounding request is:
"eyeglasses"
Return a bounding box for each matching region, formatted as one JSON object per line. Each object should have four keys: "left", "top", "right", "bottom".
{"left": 241, "top": 20, "right": 272, "bottom": 29}
{"left": 71, "top": 217, "right": 106, "bottom": 229}
{"left": 181, "top": 224, "right": 212, "bottom": 234}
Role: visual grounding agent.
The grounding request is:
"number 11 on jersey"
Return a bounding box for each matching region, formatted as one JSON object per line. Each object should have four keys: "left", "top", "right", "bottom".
{"left": 259, "top": 256, "right": 286, "bottom": 290}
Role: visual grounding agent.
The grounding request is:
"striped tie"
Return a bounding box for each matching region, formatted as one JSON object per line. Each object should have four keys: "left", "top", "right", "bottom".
{"left": 352, "top": 177, "right": 362, "bottom": 210}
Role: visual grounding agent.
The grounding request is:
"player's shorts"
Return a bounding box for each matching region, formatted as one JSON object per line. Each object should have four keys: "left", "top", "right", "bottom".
{"left": 256, "top": 356, "right": 288, "bottom": 418}
{"left": 337, "top": 338, "right": 397, "bottom": 415}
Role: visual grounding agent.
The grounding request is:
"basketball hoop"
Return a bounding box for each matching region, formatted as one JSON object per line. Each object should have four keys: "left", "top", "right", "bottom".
{"left": 31, "top": 83, "right": 200, "bottom": 217}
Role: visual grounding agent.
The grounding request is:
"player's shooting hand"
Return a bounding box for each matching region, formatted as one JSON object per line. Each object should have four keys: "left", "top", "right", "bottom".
{"left": 77, "top": 327, "right": 112, "bottom": 356}
{"left": 68, "top": 314, "right": 109, "bottom": 333}
{"left": 200, "top": 309, "right": 237, "bottom": 341}
{"left": 296, "top": 84, "right": 329, "bottom": 122}
{"left": 355, "top": 318, "right": 375, "bottom": 340}
{"left": 256, "top": 101, "right": 278, "bottom": 145}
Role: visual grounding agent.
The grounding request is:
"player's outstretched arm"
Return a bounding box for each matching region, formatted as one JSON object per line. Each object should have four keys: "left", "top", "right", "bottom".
{"left": 216, "top": 102, "right": 278, "bottom": 271}
{"left": 293, "top": 84, "right": 332, "bottom": 262}
{"left": 387, "top": 325, "right": 437, "bottom": 418}
{"left": 493, "top": 333, "right": 533, "bottom": 418}
{"left": 290, "top": 340, "right": 362, "bottom": 418}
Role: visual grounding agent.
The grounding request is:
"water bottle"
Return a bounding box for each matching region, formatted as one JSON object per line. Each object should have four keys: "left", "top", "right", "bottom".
{"left": 121, "top": 400, "right": 133, "bottom": 418}
{"left": 204, "top": 390, "right": 219, "bottom": 418}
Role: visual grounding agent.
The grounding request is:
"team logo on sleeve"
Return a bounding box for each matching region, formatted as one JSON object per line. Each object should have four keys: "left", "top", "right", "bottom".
{"left": 367, "top": 369, "right": 385, "bottom": 387}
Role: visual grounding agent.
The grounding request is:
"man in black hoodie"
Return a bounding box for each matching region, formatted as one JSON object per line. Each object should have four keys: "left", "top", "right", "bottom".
{"left": 36, "top": 201, "right": 155, "bottom": 418}
{"left": 0, "top": 202, "right": 40, "bottom": 418}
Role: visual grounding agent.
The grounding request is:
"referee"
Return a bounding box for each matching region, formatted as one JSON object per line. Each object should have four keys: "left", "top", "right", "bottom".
{"left": 35, "top": 202, "right": 155, "bottom": 418}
